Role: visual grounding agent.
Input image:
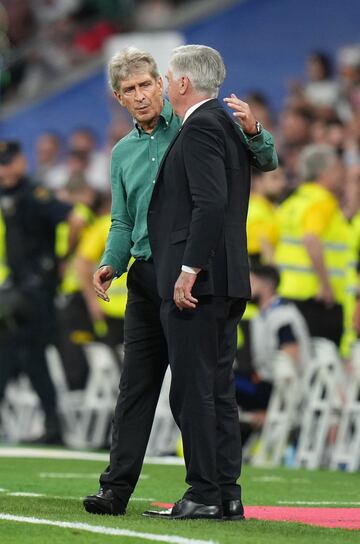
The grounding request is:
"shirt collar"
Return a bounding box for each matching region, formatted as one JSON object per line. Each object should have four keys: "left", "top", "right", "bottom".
{"left": 182, "top": 98, "right": 213, "bottom": 124}
{"left": 134, "top": 99, "right": 174, "bottom": 137}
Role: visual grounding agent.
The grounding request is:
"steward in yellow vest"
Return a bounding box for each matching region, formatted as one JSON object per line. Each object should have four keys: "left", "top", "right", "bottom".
{"left": 0, "top": 211, "right": 9, "bottom": 286}
{"left": 247, "top": 166, "right": 285, "bottom": 267}
{"left": 275, "top": 144, "right": 355, "bottom": 349}
{"left": 75, "top": 212, "right": 128, "bottom": 344}
{"left": 237, "top": 166, "right": 286, "bottom": 374}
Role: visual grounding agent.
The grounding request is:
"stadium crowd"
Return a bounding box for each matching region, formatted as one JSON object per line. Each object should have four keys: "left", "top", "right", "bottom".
{"left": 0, "top": 0, "right": 189, "bottom": 104}
{"left": 0, "top": 44, "right": 360, "bottom": 450}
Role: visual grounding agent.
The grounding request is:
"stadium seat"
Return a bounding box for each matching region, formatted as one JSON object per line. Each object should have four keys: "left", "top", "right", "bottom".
{"left": 47, "top": 343, "right": 120, "bottom": 448}
{"left": 0, "top": 375, "right": 44, "bottom": 442}
{"left": 330, "top": 341, "right": 360, "bottom": 472}
{"left": 251, "top": 351, "right": 299, "bottom": 467}
{"left": 295, "top": 338, "right": 341, "bottom": 469}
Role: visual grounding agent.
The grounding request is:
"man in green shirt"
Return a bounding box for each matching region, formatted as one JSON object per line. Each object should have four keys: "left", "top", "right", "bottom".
{"left": 84, "top": 46, "right": 278, "bottom": 517}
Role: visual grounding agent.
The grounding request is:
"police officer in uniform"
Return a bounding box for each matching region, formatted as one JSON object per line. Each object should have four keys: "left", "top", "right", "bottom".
{"left": 0, "top": 141, "right": 75, "bottom": 443}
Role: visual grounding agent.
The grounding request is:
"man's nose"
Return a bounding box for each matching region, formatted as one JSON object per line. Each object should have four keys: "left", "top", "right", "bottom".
{"left": 134, "top": 87, "right": 145, "bottom": 101}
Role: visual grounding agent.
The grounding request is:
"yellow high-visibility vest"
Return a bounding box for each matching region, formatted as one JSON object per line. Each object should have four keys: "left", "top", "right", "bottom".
{"left": 247, "top": 193, "right": 279, "bottom": 258}
{"left": 0, "top": 211, "right": 9, "bottom": 285}
{"left": 275, "top": 183, "right": 351, "bottom": 304}
{"left": 76, "top": 214, "right": 129, "bottom": 319}
{"left": 57, "top": 203, "right": 96, "bottom": 295}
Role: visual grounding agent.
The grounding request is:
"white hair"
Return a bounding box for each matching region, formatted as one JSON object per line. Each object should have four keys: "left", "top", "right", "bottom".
{"left": 108, "top": 47, "right": 160, "bottom": 93}
{"left": 169, "top": 44, "right": 226, "bottom": 98}
{"left": 298, "top": 144, "right": 338, "bottom": 181}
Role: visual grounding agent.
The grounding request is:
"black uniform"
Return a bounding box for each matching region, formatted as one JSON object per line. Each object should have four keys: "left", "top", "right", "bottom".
{"left": 0, "top": 176, "right": 72, "bottom": 440}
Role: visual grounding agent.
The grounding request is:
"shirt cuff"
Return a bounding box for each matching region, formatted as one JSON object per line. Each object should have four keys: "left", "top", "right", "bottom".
{"left": 181, "top": 265, "right": 201, "bottom": 274}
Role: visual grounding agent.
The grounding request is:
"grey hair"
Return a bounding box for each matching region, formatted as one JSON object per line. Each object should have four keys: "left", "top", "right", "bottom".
{"left": 108, "top": 47, "right": 160, "bottom": 93}
{"left": 169, "top": 44, "right": 226, "bottom": 98}
{"left": 298, "top": 144, "right": 338, "bottom": 181}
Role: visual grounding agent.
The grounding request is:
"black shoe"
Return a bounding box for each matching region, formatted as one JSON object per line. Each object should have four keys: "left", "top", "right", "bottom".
{"left": 143, "top": 498, "right": 222, "bottom": 520}
{"left": 222, "top": 499, "right": 245, "bottom": 521}
{"left": 83, "top": 488, "right": 126, "bottom": 516}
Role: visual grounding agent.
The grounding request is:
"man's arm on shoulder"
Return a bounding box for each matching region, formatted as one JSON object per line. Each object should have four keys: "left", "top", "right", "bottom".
{"left": 223, "top": 94, "right": 278, "bottom": 171}
{"left": 99, "top": 151, "right": 133, "bottom": 277}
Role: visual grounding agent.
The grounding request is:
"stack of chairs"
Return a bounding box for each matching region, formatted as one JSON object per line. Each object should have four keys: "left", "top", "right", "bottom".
{"left": 330, "top": 342, "right": 360, "bottom": 471}
{"left": 46, "top": 343, "right": 120, "bottom": 449}
{"left": 0, "top": 375, "right": 44, "bottom": 442}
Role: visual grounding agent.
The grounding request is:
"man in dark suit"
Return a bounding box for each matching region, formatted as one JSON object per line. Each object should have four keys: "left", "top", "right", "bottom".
{"left": 144, "top": 45, "right": 251, "bottom": 520}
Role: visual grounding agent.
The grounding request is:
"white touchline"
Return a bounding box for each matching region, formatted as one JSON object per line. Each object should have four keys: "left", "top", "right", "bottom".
{"left": 0, "top": 447, "right": 183, "bottom": 465}
{"left": 39, "top": 473, "right": 105, "bottom": 479}
{"left": 252, "top": 477, "right": 310, "bottom": 484}
{"left": 8, "top": 493, "right": 45, "bottom": 497}
{"left": 38, "top": 473, "right": 149, "bottom": 480}
{"left": 0, "top": 514, "right": 218, "bottom": 544}
{"left": 6, "top": 492, "right": 155, "bottom": 502}
{"left": 277, "top": 501, "right": 360, "bottom": 505}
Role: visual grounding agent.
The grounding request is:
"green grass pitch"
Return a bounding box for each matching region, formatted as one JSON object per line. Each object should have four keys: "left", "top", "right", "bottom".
{"left": 0, "top": 452, "right": 359, "bottom": 543}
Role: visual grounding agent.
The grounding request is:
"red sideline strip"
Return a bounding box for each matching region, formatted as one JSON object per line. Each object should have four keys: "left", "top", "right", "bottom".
{"left": 151, "top": 503, "right": 360, "bottom": 530}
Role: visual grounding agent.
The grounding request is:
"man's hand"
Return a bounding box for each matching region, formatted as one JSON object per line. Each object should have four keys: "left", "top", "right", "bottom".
{"left": 223, "top": 93, "right": 257, "bottom": 135}
{"left": 93, "top": 265, "right": 114, "bottom": 302}
{"left": 174, "top": 271, "right": 199, "bottom": 310}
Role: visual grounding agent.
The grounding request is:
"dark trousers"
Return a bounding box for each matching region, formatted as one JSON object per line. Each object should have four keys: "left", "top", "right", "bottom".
{"left": 286, "top": 297, "right": 343, "bottom": 347}
{"left": 160, "top": 296, "right": 246, "bottom": 505}
{"left": 99, "top": 260, "right": 168, "bottom": 504}
{"left": 0, "top": 288, "right": 59, "bottom": 432}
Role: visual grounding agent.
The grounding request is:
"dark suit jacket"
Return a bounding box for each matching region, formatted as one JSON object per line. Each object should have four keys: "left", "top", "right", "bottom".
{"left": 147, "top": 99, "right": 251, "bottom": 301}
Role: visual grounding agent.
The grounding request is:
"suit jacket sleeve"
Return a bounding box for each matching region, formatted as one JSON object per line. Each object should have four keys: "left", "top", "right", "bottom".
{"left": 181, "top": 122, "right": 228, "bottom": 270}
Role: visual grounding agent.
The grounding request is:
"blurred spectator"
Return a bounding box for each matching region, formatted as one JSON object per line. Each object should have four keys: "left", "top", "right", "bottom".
{"left": 279, "top": 107, "right": 313, "bottom": 187}
{"left": 33, "top": 131, "right": 65, "bottom": 188}
{"left": 0, "top": 0, "right": 35, "bottom": 100}
{"left": 68, "top": 127, "right": 109, "bottom": 191}
{"left": 0, "top": 140, "right": 80, "bottom": 443}
{"left": 247, "top": 165, "right": 285, "bottom": 267}
{"left": 75, "top": 207, "right": 128, "bottom": 349}
{"left": 48, "top": 127, "right": 110, "bottom": 192}
{"left": 304, "top": 51, "right": 338, "bottom": 109}
{"left": 337, "top": 44, "right": 360, "bottom": 121}
{"left": 246, "top": 92, "right": 276, "bottom": 133}
{"left": 30, "top": 0, "right": 82, "bottom": 25}
{"left": 134, "top": 0, "right": 174, "bottom": 30}
{"left": 275, "top": 144, "right": 353, "bottom": 348}
{"left": 235, "top": 265, "right": 311, "bottom": 436}
{"left": 55, "top": 180, "right": 109, "bottom": 390}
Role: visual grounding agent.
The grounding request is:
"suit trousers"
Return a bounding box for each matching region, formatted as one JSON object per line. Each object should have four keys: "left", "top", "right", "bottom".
{"left": 99, "top": 260, "right": 168, "bottom": 505}
{"left": 160, "top": 296, "right": 246, "bottom": 505}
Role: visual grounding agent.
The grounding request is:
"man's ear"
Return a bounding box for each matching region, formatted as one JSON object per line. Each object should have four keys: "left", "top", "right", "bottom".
{"left": 179, "top": 76, "right": 189, "bottom": 95}
{"left": 157, "top": 76, "right": 164, "bottom": 95}
{"left": 113, "top": 90, "right": 125, "bottom": 106}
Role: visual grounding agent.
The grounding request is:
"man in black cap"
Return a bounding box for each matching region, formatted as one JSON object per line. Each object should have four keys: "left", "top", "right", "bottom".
{"left": 0, "top": 141, "right": 77, "bottom": 443}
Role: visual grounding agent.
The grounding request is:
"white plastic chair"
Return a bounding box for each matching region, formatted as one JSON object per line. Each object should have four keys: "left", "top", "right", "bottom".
{"left": 330, "top": 341, "right": 360, "bottom": 471}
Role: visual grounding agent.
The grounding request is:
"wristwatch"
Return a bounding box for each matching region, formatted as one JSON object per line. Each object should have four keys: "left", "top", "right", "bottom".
{"left": 245, "top": 121, "right": 262, "bottom": 137}
{"left": 254, "top": 120, "right": 262, "bottom": 135}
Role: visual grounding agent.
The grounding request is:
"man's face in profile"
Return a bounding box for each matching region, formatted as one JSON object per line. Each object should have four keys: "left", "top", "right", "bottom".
{"left": 114, "top": 70, "right": 164, "bottom": 126}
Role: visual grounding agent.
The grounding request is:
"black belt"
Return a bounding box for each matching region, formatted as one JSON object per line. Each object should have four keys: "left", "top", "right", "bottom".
{"left": 137, "top": 257, "right": 153, "bottom": 264}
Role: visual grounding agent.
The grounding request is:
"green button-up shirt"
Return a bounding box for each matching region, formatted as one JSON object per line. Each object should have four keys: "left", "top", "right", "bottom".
{"left": 100, "top": 99, "right": 278, "bottom": 276}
